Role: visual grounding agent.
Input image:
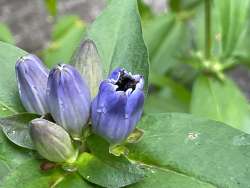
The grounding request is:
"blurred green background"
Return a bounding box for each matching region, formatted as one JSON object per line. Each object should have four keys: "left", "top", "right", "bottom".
{"left": 1, "top": 0, "right": 250, "bottom": 132}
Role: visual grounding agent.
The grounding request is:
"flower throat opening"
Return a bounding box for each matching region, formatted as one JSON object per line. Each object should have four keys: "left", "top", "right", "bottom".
{"left": 115, "top": 71, "right": 138, "bottom": 92}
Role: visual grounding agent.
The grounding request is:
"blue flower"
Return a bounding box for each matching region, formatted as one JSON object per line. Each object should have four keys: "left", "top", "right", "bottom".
{"left": 91, "top": 68, "right": 144, "bottom": 143}
{"left": 15, "top": 54, "right": 49, "bottom": 115}
{"left": 47, "top": 64, "right": 91, "bottom": 140}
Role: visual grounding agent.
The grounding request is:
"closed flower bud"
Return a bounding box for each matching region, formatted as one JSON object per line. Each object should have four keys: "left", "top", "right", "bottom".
{"left": 91, "top": 68, "right": 144, "bottom": 144}
{"left": 15, "top": 54, "right": 49, "bottom": 115}
{"left": 29, "top": 118, "right": 78, "bottom": 163}
{"left": 71, "top": 39, "right": 103, "bottom": 98}
{"left": 47, "top": 64, "right": 91, "bottom": 140}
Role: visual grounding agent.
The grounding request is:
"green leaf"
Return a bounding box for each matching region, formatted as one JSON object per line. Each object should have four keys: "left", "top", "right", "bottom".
{"left": 44, "top": 0, "right": 57, "bottom": 17}
{"left": 214, "top": 0, "right": 250, "bottom": 58}
{"left": 145, "top": 90, "right": 189, "bottom": 113}
{"left": 138, "top": 0, "right": 154, "bottom": 21}
{"left": 145, "top": 74, "right": 191, "bottom": 113}
{"left": 190, "top": 75, "right": 250, "bottom": 133}
{"left": 0, "top": 42, "right": 26, "bottom": 117}
{"left": 143, "top": 14, "right": 175, "bottom": 75}
{"left": 130, "top": 168, "right": 214, "bottom": 188}
{"left": 42, "top": 16, "right": 86, "bottom": 68}
{"left": 127, "top": 113, "right": 250, "bottom": 188}
{"left": 52, "top": 16, "right": 81, "bottom": 41}
{"left": 88, "top": 0, "right": 149, "bottom": 92}
{"left": 143, "top": 13, "right": 192, "bottom": 75}
{"left": 169, "top": 0, "right": 202, "bottom": 12}
{"left": 194, "top": 0, "right": 250, "bottom": 59}
{"left": 0, "top": 127, "right": 91, "bottom": 188}
{"left": 0, "top": 113, "right": 40, "bottom": 150}
{"left": 0, "top": 160, "right": 64, "bottom": 188}
{"left": 0, "top": 23, "right": 15, "bottom": 44}
{"left": 56, "top": 173, "right": 94, "bottom": 188}
{"left": 84, "top": 135, "right": 150, "bottom": 187}
{"left": 78, "top": 137, "right": 148, "bottom": 188}
{"left": 87, "top": 131, "right": 213, "bottom": 188}
{"left": 0, "top": 129, "right": 33, "bottom": 181}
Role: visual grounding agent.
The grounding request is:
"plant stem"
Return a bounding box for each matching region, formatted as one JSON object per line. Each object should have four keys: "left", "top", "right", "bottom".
{"left": 204, "top": 0, "right": 211, "bottom": 59}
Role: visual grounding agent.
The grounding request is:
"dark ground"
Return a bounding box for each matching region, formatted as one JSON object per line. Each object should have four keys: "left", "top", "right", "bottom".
{"left": 1, "top": 0, "right": 250, "bottom": 99}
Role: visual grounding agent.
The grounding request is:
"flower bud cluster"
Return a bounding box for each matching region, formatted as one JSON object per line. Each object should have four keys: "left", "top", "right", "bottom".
{"left": 16, "top": 50, "right": 144, "bottom": 163}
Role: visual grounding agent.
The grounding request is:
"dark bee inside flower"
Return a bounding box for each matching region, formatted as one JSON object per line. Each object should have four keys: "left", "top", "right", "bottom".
{"left": 115, "top": 70, "right": 138, "bottom": 92}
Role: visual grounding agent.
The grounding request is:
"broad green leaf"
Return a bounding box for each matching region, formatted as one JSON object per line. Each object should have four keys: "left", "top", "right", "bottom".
{"left": 0, "top": 42, "right": 26, "bottom": 117}
{"left": 0, "top": 113, "right": 40, "bottom": 149}
{"left": 190, "top": 75, "right": 250, "bottom": 133}
{"left": 0, "top": 130, "right": 32, "bottom": 181}
{"left": 130, "top": 168, "right": 214, "bottom": 188}
{"left": 42, "top": 16, "right": 86, "bottom": 68}
{"left": 0, "top": 160, "right": 64, "bottom": 188}
{"left": 0, "top": 43, "right": 35, "bottom": 183}
{"left": 56, "top": 173, "right": 94, "bottom": 188}
{"left": 127, "top": 113, "right": 250, "bottom": 188}
{"left": 0, "top": 103, "right": 15, "bottom": 117}
{"left": 88, "top": 0, "right": 149, "bottom": 92}
{"left": 0, "top": 128, "right": 92, "bottom": 188}
{"left": 0, "top": 23, "right": 15, "bottom": 44}
{"left": 87, "top": 133, "right": 213, "bottom": 188}
{"left": 77, "top": 143, "right": 148, "bottom": 188}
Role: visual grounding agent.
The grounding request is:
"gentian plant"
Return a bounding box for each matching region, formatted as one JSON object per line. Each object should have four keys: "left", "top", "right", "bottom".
{"left": 1, "top": 0, "right": 250, "bottom": 187}
{"left": 15, "top": 52, "right": 144, "bottom": 162}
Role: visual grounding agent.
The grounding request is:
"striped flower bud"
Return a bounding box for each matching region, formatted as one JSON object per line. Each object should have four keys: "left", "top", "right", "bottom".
{"left": 15, "top": 54, "right": 49, "bottom": 115}
{"left": 29, "top": 118, "right": 78, "bottom": 163}
{"left": 71, "top": 39, "right": 103, "bottom": 99}
{"left": 47, "top": 64, "right": 91, "bottom": 140}
{"left": 91, "top": 68, "right": 144, "bottom": 144}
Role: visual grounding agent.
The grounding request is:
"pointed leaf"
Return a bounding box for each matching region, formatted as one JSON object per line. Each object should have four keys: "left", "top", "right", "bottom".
{"left": 0, "top": 42, "right": 26, "bottom": 117}
{"left": 77, "top": 152, "right": 148, "bottom": 188}
{"left": 127, "top": 113, "right": 250, "bottom": 188}
{"left": 191, "top": 76, "right": 250, "bottom": 133}
{"left": 88, "top": 0, "right": 149, "bottom": 92}
{"left": 0, "top": 113, "right": 40, "bottom": 149}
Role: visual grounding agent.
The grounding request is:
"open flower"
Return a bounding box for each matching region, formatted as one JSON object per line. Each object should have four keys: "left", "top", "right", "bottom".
{"left": 29, "top": 118, "right": 78, "bottom": 163}
{"left": 15, "top": 54, "right": 49, "bottom": 115}
{"left": 47, "top": 64, "right": 91, "bottom": 140}
{"left": 91, "top": 68, "right": 144, "bottom": 144}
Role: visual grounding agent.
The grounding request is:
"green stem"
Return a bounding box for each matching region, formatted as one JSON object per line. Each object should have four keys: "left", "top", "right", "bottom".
{"left": 204, "top": 0, "right": 211, "bottom": 59}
